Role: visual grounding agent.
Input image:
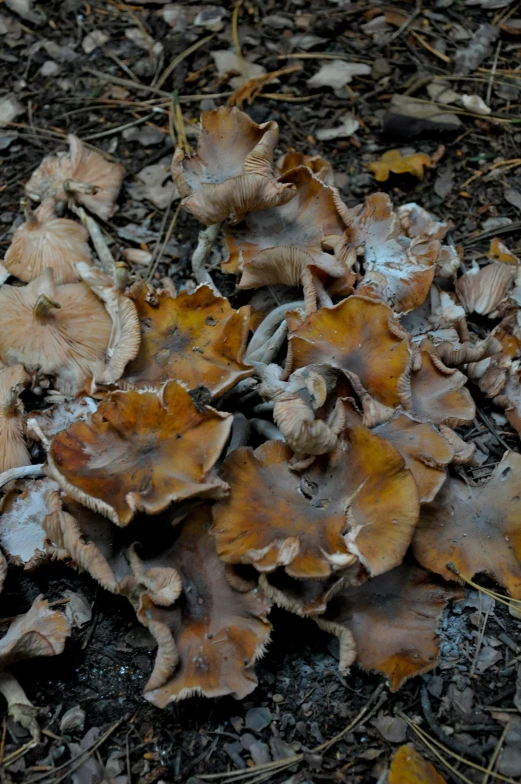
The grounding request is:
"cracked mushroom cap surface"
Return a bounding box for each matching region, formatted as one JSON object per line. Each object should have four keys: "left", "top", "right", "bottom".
{"left": 47, "top": 381, "right": 232, "bottom": 525}
{"left": 0, "top": 596, "right": 70, "bottom": 671}
{"left": 316, "top": 563, "right": 462, "bottom": 690}
{"left": 287, "top": 296, "right": 410, "bottom": 407}
{"left": 139, "top": 507, "right": 272, "bottom": 705}
{"left": 0, "top": 364, "right": 31, "bottom": 473}
{"left": 4, "top": 199, "right": 91, "bottom": 284}
{"left": 223, "top": 165, "right": 346, "bottom": 283}
{"left": 25, "top": 134, "right": 125, "bottom": 220}
{"left": 213, "top": 428, "right": 419, "bottom": 580}
{"left": 172, "top": 106, "right": 296, "bottom": 225}
{"left": 122, "top": 281, "right": 253, "bottom": 396}
{"left": 0, "top": 269, "right": 113, "bottom": 395}
{"left": 413, "top": 451, "right": 521, "bottom": 598}
{"left": 349, "top": 193, "right": 439, "bottom": 313}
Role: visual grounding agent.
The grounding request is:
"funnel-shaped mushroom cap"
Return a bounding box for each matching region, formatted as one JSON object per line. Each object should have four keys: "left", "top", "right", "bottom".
{"left": 277, "top": 151, "right": 335, "bottom": 185}
{"left": 123, "top": 281, "right": 253, "bottom": 396}
{"left": 389, "top": 745, "right": 448, "bottom": 784}
{"left": 457, "top": 261, "right": 516, "bottom": 316}
{"left": 139, "top": 508, "right": 272, "bottom": 704}
{"left": 4, "top": 200, "right": 92, "bottom": 284}
{"left": 404, "top": 350, "right": 475, "bottom": 427}
{"left": 0, "top": 269, "right": 113, "bottom": 395}
{"left": 0, "top": 597, "right": 70, "bottom": 671}
{"left": 373, "top": 414, "right": 454, "bottom": 503}
{"left": 316, "top": 564, "right": 462, "bottom": 688}
{"left": 349, "top": 193, "right": 439, "bottom": 313}
{"left": 287, "top": 296, "right": 410, "bottom": 407}
{"left": 413, "top": 452, "right": 521, "bottom": 598}
{"left": 172, "top": 106, "right": 296, "bottom": 225}
{"left": 0, "top": 364, "right": 31, "bottom": 473}
{"left": 224, "top": 167, "right": 348, "bottom": 303}
{"left": 47, "top": 381, "right": 232, "bottom": 525}
{"left": 0, "top": 479, "right": 58, "bottom": 569}
{"left": 213, "top": 428, "right": 419, "bottom": 580}
{"left": 25, "top": 135, "right": 125, "bottom": 220}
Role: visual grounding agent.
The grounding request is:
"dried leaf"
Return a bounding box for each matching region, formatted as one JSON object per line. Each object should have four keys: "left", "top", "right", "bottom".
{"left": 368, "top": 150, "right": 432, "bottom": 182}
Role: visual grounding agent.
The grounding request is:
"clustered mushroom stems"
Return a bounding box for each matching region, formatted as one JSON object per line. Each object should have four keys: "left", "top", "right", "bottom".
{"left": 0, "top": 107, "right": 521, "bottom": 719}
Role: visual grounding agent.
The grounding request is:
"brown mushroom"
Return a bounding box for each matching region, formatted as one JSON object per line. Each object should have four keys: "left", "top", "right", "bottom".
{"left": 0, "top": 268, "right": 113, "bottom": 395}
{"left": 25, "top": 134, "right": 125, "bottom": 220}
{"left": 4, "top": 199, "right": 91, "bottom": 284}
{"left": 172, "top": 107, "right": 296, "bottom": 225}
{"left": 137, "top": 507, "right": 272, "bottom": 704}
{"left": 315, "top": 563, "right": 462, "bottom": 688}
{"left": 413, "top": 451, "right": 521, "bottom": 598}
{"left": 47, "top": 380, "right": 232, "bottom": 525}
{"left": 213, "top": 425, "right": 419, "bottom": 580}
{"left": 457, "top": 261, "right": 516, "bottom": 316}
{"left": 0, "top": 596, "right": 70, "bottom": 670}
{"left": 122, "top": 280, "right": 252, "bottom": 396}
{"left": 0, "top": 364, "right": 31, "bottom": 473}
{"left": 286, "top": 296, "right": 411, "bottom": 407}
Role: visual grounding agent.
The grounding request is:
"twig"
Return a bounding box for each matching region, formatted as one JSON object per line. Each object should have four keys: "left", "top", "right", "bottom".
{"left": 83, "top": 69, "right": 232, "bottom": 103}
{"left": 154, "top": 34, "right": 215, "bottom": 91}
{"left": 486, "top": 41, "right": 502, "bottom": 106}
{"left": 191, "top": 223, "right": 222, "bottom": 294}
{"left": 147, "top": 199, "right": 182, "bottom": 283}
{"left": 82, "top": 112, "right": 156, "bottom": 142}
{"left": 470, "top": 594, "right": 492, "bottom": 677}
{"left": 420, "top": 686, "right": 484, "bottom": 763}
{"left": 446, "top": 564, "right": 521, "bottom": 610}
{"left": 483, "top": 720, "right": 511, "bottom": 784}
{"left": 0, "top": 464, "right": 44, "bottom": 489}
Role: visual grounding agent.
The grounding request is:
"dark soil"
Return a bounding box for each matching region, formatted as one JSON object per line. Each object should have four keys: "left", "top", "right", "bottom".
{"left": 1, "top": 1, "right": 521, "bottom": 782}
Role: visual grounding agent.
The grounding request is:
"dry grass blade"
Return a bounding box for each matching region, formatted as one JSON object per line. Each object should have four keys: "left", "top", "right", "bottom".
{"left": 483, "top": 721, "right": 512, "bottom": 784}
{"left": 147, "top": 200, "right": 182, "bottom": 282}
{"left": 154, "top": 33, "right": 215, "bottom": 91}
{"left": 446, "top": 564, "right": 521, "bottom": 608}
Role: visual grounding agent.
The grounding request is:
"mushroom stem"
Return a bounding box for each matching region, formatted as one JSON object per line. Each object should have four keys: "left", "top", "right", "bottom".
{"left": 20, "top": 198, "right": 36, "bottom": 225}
{"left": 74, "top": 205, "right": 115, "bottom": 275}
{"left": 64, "top": 178, "right": 100, "bottom": 196}
{"left": 3, "top": 386, "right": 21, "bottom": 417}
{"left": 245, "top": 300, "right": 304, "bottom": 359}
{"left": 248, "top": 320, "right": 288, "bottom": 364}
{"left": 191, "top": 222, "right": 222, "bottom": 294}
{"left": 0, "top": 672, "right": 40, "bottom": 742}
{"left": 0, "top": 464, "right": 44, "bottom": 489}
{"left": 113, "top": 262, "right": 130, "bottom": 291}
{"left": 250, "top": 418, "right": 284, "bottom": 442}
{"left": 33, "top": 294, "right": 61, "bottom": 322}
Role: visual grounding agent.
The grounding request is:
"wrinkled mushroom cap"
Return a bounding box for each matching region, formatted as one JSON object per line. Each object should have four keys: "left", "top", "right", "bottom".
{"left": 0, "top": 364, "right": 31, "bottom": 473}
{"left": 172, "top": 106, "right": 296, "bottom": 225}
{"left": 277, "top": 150, "right": 335, "bottom": 185}
{"left": 4, "top": 199, "right": 92, "bottom": 284}
{"left": 0, "top": 596, "right": 70, "bottom": 671}
{"left": 47, "top": 381, "right": 232, "bottom": 525}
{"left": 0, "top": 269, "right": 113, "bottom": 395}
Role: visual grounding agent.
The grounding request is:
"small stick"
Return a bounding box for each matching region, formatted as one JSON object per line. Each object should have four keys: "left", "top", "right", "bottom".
{"left": 0, "top": 464, "right": 44, "bottom": 489}
{"left": 191, "top": 223, "right": 222, "bottom": 294}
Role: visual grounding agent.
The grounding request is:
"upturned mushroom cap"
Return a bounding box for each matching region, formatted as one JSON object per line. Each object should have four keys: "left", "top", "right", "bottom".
{"left": 457, "top": 261, "right": 516, "bottom": 316}
{"left": 47, "top": 381, "right": 232, "bottom": 525}
{"left": 172, "top": 106, "right": 296, "bottom": 225}
{"left": 213, "top": 426, "right": 419, "bottom": 580}
{"left": 0, "top": 364, "right": 31, "bottom": 473}
{"left": 4, "top": 199, "right": 91, "bottom": 284}
{"left": 315, "top": 563, "right": 462, "bottom": 688}
{"left": 25, "top": 135, "right": 125, "bottom": 220}
{"left": 0, "top": 269, "right": 113, "bottom": 395}
{"left": 413, "top": 451, "right": 521, "bottom": 597}
{"left": 286, "top": 296, "right": 410, "bottom": 407}
{"left": 348, "top": 193, "right": 439, "bottom": 313}
{"left": 0, "top": 479, "right": 58, "bottom": 569}
{"left": 139, "top": 508, "right": 272, "bottom": 704}
{"left": 122, "top": 281, "right": 252, "bottom": 396}
{"left": 277, "top": 151, "right": 335, "bottom": 185}
{"left": 0, "top": 596, "right": 70, "bottom": 671}
{"left": 224, "top": 166, "right": 347, "bottom": 300}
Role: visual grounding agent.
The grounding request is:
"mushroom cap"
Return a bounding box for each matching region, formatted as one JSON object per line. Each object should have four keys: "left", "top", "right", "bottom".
{"left": 172, "top": 106, "right": 296, "bottom": 225}
{"left": 122, "top": 281, "right": 253, "bottom": 396}
{"left": 4, "top": 199, "right": 91, "bottom": 284}
{"left": 389, "top": 745, "right": 448, "bottom": 784}
{"left": 224, "top": 165, "right": 346, "bottom": 280}
{"left": 277, "top": 150, "right": 335, "bottom": 185}
{"left": 139, "top": 507, "right": 272, "bottom": 704}
{"left": 397, "top": 202, "right": 450, "bottom": 241}
{"left": 349, "top": 193, "right": 439, "bottom": 313}
{"left": 259, "top": 570, "right": 358, "bottom": 617}
{"left": 404, "top": 349, "right": 475, "bottom": 427}
{"left": 0, "top": 596, "right": 70, "bottom": 671}
{"left": 496, "top": 363, "right": 521, "bottom": 437}
{"left": 47, "top": 380, "right": 232, "bottom": 525}
{"left": 213, "top": 427, "right": 419, "bottom": 580}
{"left": 0, "top": 479, "right": 58, "bottom": 569}
{"left": 287, "top": 296, "right": 410, "bottom": 407}
{"left": 413, "top": 451, "right": 521, "bottom": 598}
{"left": 457, "top": 261, "right": 516, "bottom": 316}
{"left": 0, "top": 269, "right": 113, "bottom": 395}
{"left": 0, "top": 364, "right": 31, "bottom": 473}
{"left": 25, "top": 135, "right": 125, "bottom": 220}
{"left": 316, "top": 563, "right": 462, "bottom": 689}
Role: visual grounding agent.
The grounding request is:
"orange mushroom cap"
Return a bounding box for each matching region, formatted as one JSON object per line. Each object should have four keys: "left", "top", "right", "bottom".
{"left": 4, "top": 199, "right": 92, "bottom": 284}
{"left": 123, "top": 281, "right": 253, "bottom": 396}
{"left": 287, "top": 296, "right": 410, "bottom": 407}
{"left": 413, "top": 451, "right": 521, "bottom": 598}
{"left": 172, "top": 106, "right": 296, "bottom": 225}
{"left": 389, "top": 745, "right": 448, "bottom": 784}
{"left": 46, "top": 380, "right": 232, "bottom": 525}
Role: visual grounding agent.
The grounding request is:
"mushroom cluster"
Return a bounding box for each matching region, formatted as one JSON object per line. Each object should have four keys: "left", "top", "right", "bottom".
{"left": 2, "top": 106, "right": 521, "bottom": 709}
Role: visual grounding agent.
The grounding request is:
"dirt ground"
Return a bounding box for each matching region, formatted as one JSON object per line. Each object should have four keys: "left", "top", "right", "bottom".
{"left": 1, "top": 1, "right": 521, "bottom": 782}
